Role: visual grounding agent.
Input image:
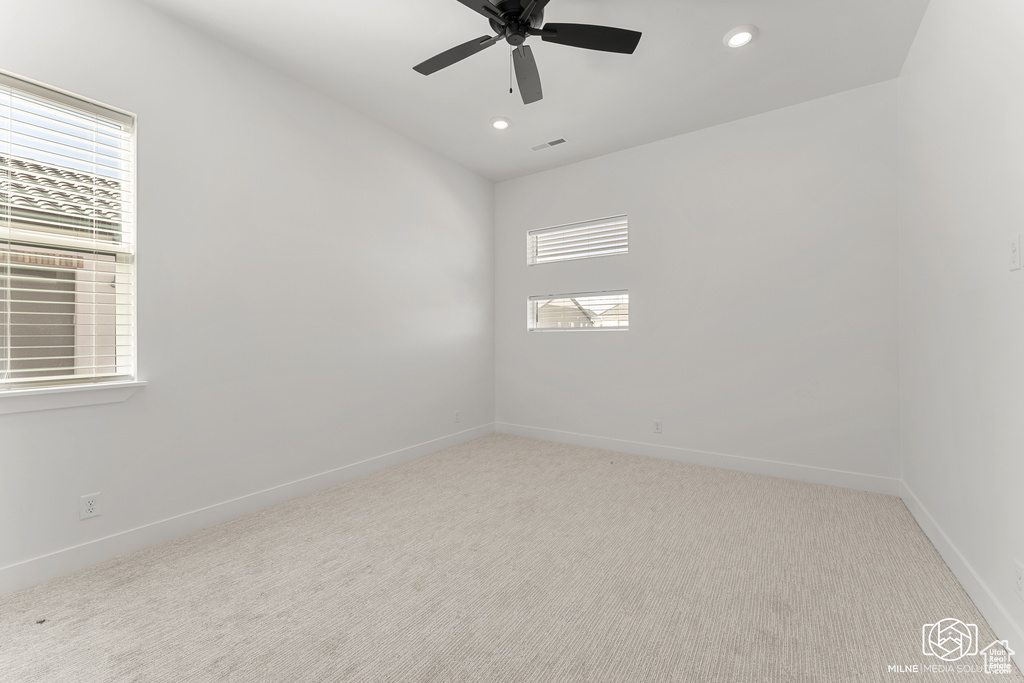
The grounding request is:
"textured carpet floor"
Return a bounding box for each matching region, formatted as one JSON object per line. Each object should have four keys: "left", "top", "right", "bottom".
{"left": 0, "top": 434, "right": 1019, "bottom": 682}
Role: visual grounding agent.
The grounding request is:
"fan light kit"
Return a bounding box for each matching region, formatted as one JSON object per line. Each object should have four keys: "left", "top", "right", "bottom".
{"left": 414, "top": 0, "right": 643, "bottom": 105}
{"left": 724, "top": 25, "right": 758, "bottom": 48}
{"left": 491, "top": 117, "right": 511, "bottom": 130}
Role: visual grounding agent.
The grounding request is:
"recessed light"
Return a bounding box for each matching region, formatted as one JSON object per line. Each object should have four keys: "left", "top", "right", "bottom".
{"left": 491, "top": 117, "right": 511, "bottom": 130}
{"left": 724, "top": 25, "right": 758, "bottom": 48}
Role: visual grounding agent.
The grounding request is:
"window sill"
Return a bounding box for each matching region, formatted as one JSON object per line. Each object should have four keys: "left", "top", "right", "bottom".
{"left": 0, "top": 380, "right": 147, "bottom": 416}
{"left": 528, "top": 328, "right": 630, "bottom": 332}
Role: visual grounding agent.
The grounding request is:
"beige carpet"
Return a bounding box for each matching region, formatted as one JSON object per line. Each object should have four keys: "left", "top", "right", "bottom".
{"left": 0, "top": 434, "right": 1019, "bottom": 682}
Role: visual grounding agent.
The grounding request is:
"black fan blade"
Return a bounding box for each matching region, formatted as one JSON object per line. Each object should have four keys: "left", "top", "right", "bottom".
{"left": 518, "top": 0, "right": 550, "bottom": 22}
{"left": 457, "top": 0, "right": 506, "bottom": 25}
{"left": 513, "top": 45, "right": 543, "bottom": 104}
{"left": 540, "top": 23, "right": 642, "bottom": 54}
{"left": 414, "top": 35, "right": 501, "bottom": 75}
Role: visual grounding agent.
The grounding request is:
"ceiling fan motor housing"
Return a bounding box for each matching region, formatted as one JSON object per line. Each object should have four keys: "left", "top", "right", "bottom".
{"left": 489, "top": 1, "right": 544, "bottom": 46}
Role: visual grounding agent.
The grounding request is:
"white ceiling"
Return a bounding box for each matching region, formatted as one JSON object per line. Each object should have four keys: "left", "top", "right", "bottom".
{"left": 140, "top": 0, "right": 930, "bottom": 182}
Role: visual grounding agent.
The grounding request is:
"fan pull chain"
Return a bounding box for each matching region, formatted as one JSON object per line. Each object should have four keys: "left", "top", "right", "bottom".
{"left": 509, "top": 47, "right": 513, "bottom": 94}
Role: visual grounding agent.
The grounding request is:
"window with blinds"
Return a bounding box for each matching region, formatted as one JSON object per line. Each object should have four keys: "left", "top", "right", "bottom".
{"left": 528, "top": 291, "right": 629, "bottom": 331}
{"left": 1, "top": 72, "right": 135, "bottom": 391}
{"left": 527, "top": 215, "right": 628, "bottom": 265}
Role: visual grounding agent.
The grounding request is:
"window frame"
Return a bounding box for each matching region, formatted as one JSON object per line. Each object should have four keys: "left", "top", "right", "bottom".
{"left": 0, "top": 69, "right": 138, "bottom": 398}
{"left": 527, "top": 290, "right": 630, "bottom": 332}
{"left": 527, "top": 214, "right": 629, "bottom": 266}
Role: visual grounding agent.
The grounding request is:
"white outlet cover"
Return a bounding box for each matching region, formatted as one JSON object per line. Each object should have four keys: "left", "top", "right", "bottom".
{"left": 80, "top": 492, "right": 101, "bottom": 520}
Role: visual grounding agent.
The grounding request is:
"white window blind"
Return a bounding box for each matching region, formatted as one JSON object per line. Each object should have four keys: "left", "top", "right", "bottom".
{"left": 0, "top": 71, "right": 136, "bottom": 390}
{"left": 527, "top": 215, "right": 628, "bottom": 265}
{"left": 528, "top": 291, "right": 629, "bottom": 331}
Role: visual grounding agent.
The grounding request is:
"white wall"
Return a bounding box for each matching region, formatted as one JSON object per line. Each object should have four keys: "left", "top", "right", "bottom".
{"left": 899, "top": 0, "right": 1024, "bottom": 650}
{"left": 0, "top": 0, "right": 494, "bottom": 592}
{"left": 495, "top": 81, "right": 901, "bottom": 492}
{"left": 6, "top": 0, "right": 1019, "bottom": 658}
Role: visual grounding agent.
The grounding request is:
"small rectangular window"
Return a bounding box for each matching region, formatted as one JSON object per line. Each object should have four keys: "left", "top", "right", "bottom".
{"left": 528, "top": 291, "right": 629, "bottom": 331}
{"left": 1, "top": 71, "right": 136, "bottom": 391}
{"left": 527, "top": 215, "right": 628, "bottom": 265}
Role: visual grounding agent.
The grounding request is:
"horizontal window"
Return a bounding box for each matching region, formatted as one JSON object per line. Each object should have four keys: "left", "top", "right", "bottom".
{"left": 527, "top": 215, "right": 628, "bottom": 265}
{"left": 1, "top": 71, "right": 136, "bottom": 391}
{"left": 528, "top": 291, "right": 629, "bottom": 331}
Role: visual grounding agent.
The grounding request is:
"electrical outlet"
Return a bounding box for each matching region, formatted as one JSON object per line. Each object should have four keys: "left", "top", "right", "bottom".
{"left": 1011, "top": 236, "right": 1022, "bottom": 271}
{"left": 654, "top": 420, "right": 663, "bottom": 434}
{"left": 1014, "top": 559, "right": 1023, "bottom": 601}
{"left": 454, "top": 410, "right": 460, "bottom": 423}
{"left": 80, "top": 492, "right": 101, "bottom": 520}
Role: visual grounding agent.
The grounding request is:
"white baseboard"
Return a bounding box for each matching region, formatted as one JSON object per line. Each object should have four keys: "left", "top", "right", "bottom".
{"left": 0, "top": 423, "right": 495, "bottom": 596}
{"left": 495, "top": 423, "right": 902, "bottom": 495}
{"left": 900, "top": 481, "right": 1024, "bottom": 671}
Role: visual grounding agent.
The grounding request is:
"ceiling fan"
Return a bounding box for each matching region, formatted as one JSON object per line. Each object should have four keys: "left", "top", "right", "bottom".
{"left": 413, "top": 0, "right": 642, "bottom": 105}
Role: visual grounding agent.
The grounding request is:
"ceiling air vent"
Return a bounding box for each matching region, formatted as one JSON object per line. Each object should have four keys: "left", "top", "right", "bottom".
{"left": 531, "top": 137, "right": 568, "bottom": 152}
